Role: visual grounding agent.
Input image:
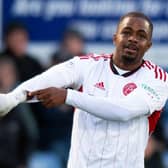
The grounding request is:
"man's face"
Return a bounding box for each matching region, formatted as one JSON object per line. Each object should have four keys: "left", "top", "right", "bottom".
{"left": 65, "top": 36, "right": 84, "bottom": 56}
{"left": 6, "top": 29, "right": 28, "bottom": 57}
{"left": 113, "top": 17, "right": 152, "bottom": 64}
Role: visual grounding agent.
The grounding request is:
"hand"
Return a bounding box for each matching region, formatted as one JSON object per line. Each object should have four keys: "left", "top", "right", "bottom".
{"left": 0, "top": 94, "right": 11, "bottom": 116}
{"left": 28, "top": 87, "right": 67, "bottom": 108}
{"left": 0, "top": 93, "right": 18, "bottom": 116}
{"left": 0, "top": 89, "right": 27, "bottom": 116}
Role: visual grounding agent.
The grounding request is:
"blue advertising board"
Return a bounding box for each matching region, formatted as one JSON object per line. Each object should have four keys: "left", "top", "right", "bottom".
{"left": 2, "top": 0, "right": 168, "bottom": 43}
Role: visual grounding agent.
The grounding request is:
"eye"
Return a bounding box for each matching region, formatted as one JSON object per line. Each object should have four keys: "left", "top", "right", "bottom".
{"left": 122, "top": 31, "right": 131, "bottom": 35}
{"left": 138, "top": 34, "right": 147, "bottom": 40}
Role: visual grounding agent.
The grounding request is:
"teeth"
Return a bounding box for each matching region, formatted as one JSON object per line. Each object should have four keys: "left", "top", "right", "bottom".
{"left": 129, "top": 47, "right": 136, "bottom": 50}
{"left": 127, "top": 45, "right": 137, "bottom": 50}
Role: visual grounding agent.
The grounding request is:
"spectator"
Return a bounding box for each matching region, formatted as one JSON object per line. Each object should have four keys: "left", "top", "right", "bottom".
{"left": 0, "top": 57, "right": 38, "bottom": 168}
{"left": 0, "top": 21, "right": 44, "bottom": 82}
{"left": 0, "top": 21, "right": 48, "bottom": 167}
{"left": 51, "top": 28, "right": 85, "bottom": 65}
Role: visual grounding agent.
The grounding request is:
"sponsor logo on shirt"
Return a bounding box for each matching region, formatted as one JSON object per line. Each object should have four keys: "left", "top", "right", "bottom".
{"left": 141, "top": 83, "right": 160, "bottom": 100}
{"left": 94, "top": 82, "right": 105, "bottom": 90}
{"left": 123, "top": 83, "right": 137, "bottom": 96}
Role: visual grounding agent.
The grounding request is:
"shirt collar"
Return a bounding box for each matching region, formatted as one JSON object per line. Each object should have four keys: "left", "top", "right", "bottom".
{"left": 110, "top": 55, "right": 144, "bottom": 77}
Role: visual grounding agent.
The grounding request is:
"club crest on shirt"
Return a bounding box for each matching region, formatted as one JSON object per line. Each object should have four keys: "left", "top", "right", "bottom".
{"left": 123, "top": 83, "right": 137, "bottom": 96}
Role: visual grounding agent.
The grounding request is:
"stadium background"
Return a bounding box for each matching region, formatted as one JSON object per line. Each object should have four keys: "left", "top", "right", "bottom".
{"left": 0, "top": 0, "right": 168, "bottom": 66}
{"left": 0, "top": 0, "right": 168, "bottom": 168}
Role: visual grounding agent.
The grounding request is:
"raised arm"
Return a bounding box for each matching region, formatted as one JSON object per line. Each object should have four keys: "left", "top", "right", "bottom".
{"left": 0, "top": 57, "right": 82, "bottom": 116}
{"left": 65, "top": 82, "right": 168, "bottom": 121}
{"left": 27, "top": 81, "right": 168, "bottom": 121}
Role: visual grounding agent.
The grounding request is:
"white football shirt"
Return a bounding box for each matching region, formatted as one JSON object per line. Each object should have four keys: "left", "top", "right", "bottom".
{"left": 15, "top": 53, "right": 168, "bottom": 168}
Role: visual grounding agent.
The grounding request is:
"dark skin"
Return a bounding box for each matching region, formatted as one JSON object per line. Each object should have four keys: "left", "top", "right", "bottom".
{"left": 29, "top": 16, "right": 153, "bottom": 108}
{"left": 113, "top": 16, "right": 152, "bottom": 70}
{"left": 28, "top": 87, "right": 66, "bottom": 108}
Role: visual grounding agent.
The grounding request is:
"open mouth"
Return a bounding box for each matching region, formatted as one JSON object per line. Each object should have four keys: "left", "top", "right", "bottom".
{"left": 124, "top": 44, "right": 138, "bottom": 54}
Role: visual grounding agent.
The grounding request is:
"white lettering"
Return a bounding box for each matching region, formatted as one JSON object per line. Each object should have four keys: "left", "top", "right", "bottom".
{"left": 12, "top": 0, "right": 43, "bottom": 17}
{"left": 44, "top": 1, "right": 74, "bottom": 20}
{"left": 12, "top": 0, "right": 30, "bottom": 16}
{"left": 79, "top": 0, "right": 136, "bottom": 16}
{"left": 11, "top": 0, "right": 74, "bottom": 20}
{"left": 70, "top": 21, "right": 98, "bottom": 39}
{"left": 142, "top": 1, "right": 163, "bottom": 17}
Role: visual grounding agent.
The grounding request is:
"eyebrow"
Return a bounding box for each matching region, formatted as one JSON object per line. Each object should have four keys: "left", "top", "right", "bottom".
{"left": 122, "top": 27, "right": 147, "bottom": 34}
{"left": 122, "top": 27, "right": 132, "bottom": 31}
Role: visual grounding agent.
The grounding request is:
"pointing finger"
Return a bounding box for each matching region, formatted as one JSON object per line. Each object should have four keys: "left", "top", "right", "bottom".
{"left": 28, "top": 89, "right": 46, "bottom": 97}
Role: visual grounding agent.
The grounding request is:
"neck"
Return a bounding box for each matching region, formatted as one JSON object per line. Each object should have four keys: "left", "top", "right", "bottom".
{"left": 112, "top": 53, "right": 143, "bottom": 71}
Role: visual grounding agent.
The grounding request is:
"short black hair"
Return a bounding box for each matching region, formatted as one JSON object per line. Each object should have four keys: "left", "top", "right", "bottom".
{"left": 4, "top": 21, "right": 27, "bottom": 38}
{"left": 118, "top": 12, "right": 153, "bottom": 38}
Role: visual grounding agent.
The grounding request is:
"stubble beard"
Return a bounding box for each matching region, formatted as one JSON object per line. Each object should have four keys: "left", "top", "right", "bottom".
{"left": 121, "top": 54, "right": 137, "bottom": 65}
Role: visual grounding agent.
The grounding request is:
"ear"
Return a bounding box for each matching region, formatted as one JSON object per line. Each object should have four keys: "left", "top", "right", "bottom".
{"left": 113, "top": 34, "right": 117, "bottom": 46}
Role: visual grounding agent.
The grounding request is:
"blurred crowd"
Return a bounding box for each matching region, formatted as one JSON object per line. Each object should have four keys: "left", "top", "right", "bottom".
{"left": 0, "top": 21, "right": 168, "bottom": 168}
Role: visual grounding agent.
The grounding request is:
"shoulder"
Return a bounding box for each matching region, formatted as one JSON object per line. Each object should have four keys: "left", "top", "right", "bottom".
{"left": 74, "top": 53, "right": 111, "bottom": 70}
{"left": 142, "top": 60, "right": 167, "bottom": 83}
{"left": 76, "top": 53, "right": 111, "bottom": 64}
{"left": 138, "top": 61, "right": 168, "bottom": 106}
{"left": 25, "top": 54, "right": 43, "bottom": 65}
{"left": 140, "top": 60, "right": 168, "bottom": 99}
{"left": 69, "top": 53, "right": 111, "bottom": 75}
{"left": 79, "top": 53, "right": 111, "bottom": 60}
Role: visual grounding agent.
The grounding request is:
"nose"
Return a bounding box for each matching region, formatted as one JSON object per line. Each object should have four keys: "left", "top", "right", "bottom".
{"left": 128, "top": 35, "right": 138, "bottom": 43}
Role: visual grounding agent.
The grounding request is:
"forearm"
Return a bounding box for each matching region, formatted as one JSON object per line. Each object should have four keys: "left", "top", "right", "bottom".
{"left": 0, "top": 72, "right": 64, "bottom": 116}
{"left": 0, "top": 58, "right": 81, "bottom": 116}
{"left": 65, "top": 89, "right": 150, "bottom": 121}
{"left": 8, "top": 57, "right": 81, "bottom": 102}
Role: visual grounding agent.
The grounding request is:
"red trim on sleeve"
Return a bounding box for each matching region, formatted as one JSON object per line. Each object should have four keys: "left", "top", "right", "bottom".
{"left": 144, "top": 62, "right": 151, "bottom": 69}
{"left": 148, "top": 110, "right": 162, "bottom": 134}
{"left": 158, "top": 68, "right": 163, "bottom": 80}
{"left": 78, "top": 86, "right": 83, "bottom": 92}
{"left": 146, "top": 61, "right": 154, "bottom": 69}
{"left": 79, "top": 56, "right": 90, "bottom": 59}
{"left": 163, "top": 71, "right": 167, "bottom": 82}
{"left": 142, "top": 61, "right": 167, "bottom": 82}
{"left": 154, "top": 65, "right": 158, "bottom": 79}
{"left": 143, "top": 61, "right": 155, "bottom": 70}
{"left": 79, "top": 53, "right": 111, "bottom": 61}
